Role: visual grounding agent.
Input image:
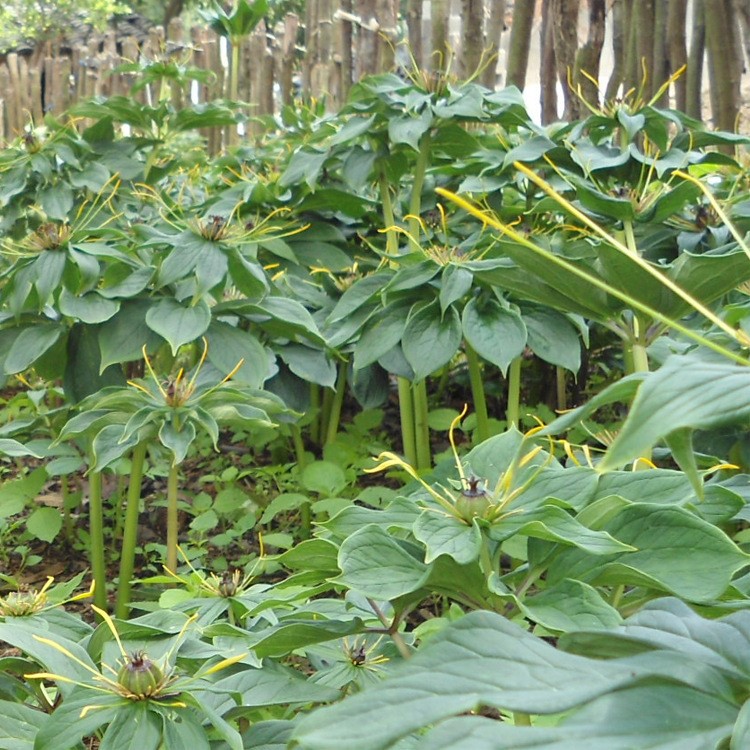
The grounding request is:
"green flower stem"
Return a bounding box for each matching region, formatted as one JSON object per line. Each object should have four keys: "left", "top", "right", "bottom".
{"left": 325, "top": 361, "right": 348, "bottom": 446}
{"left": 397, "top": 377, "right": 418, "bottom": 467}
{"left": 407, "top": 134, "right": 432, "bottom": 247}
{"left": 379, "top": 170, "right": 399, "bottom": 255}
{"left": 631, "top": 340, "right": 650, "bottom": 374}
{"left": 610, "top": 584, "right": 625, "bottom": 609}
{"left": 556, "top": 366, "right": 567, "bottom": 411}
{"left": 514, "top": 712, "right": 532, "bottom": 726}
{"left": 506, "top": 357, "right": 522, "bottom": 428}
{"left": 292, "top": 421, "right": 312, "bottom": 536}
{"left": 88, "top": 470, "right": 107, "bottom": 612}
{"left": 111, "top": 474, "right": 127, "bottom": 543}
{"left": 465, "top": 343, "right": 490, "bottom": 443}
{"left": 319, "top": 388, "right": 334, "bottom": 447}
{"left": 413, "top": 379, "right": 431, "bottom": 471}
{"left": 166, "top": 462, "right": 180, "bottom": 573}
{"left": 367, "top": 597, "right": 412, "bottom": 661}
{"left": 309, "top": 384, "right": 321, "bottom": 444}
{"left": 479, "top": 535, "right": 494, "bottom": 579}
{"left": 115, "top": 441, "right": 148, "bottom": 619}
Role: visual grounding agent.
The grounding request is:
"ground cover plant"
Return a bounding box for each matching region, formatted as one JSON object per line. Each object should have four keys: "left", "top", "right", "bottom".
{"left": 4, "top": 53, "right": 750, "bottom": 750}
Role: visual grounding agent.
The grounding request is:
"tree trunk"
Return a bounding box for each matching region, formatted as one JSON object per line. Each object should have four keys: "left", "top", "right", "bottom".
{"left": 406, "top": 0, "right": 423, "bottom": 70}
{"left": 734, "top": 0, "right": 750, "bottom": 71}
{"left": 667, "top": 0, "right": 688, "bottom": 111}
{"left": 540, "top": 0, "right": 558, "bottom": 122}
{"left": 480, "top": 0, "right": 506, "bottom": 88}
{"left": 573, "top": 0, "right": 605, "bottom": 110}
{"left": 460, "top": 0, "right": 485, "bottom": 79}
{"left": 551, "top": 0, "right": 580, "bottom": 120}
{"left": 506, "top": 0, "right": 536, "bottom": 88}
{"left": 634, "top": 0, "right": 655, "bottom": 98}
{"left": 356, "top": 0, "right": 379, "bottom": 78}
{"left": 338, "top": 0, "right": 353, "bottom": 100}
{"left": 705, "top": 0, "right": 742, "bottom": 132}
{"left": 685, "top": 0, "right": 705, "bottom": 118}
{"left": 431, "top": 0, "right": 451, "bottom": 71}
{"left": 651, "top": 0, "right": 669, "bottom": 103}
{"left": 605, "top": 0, "right": 628, "bottom": 100}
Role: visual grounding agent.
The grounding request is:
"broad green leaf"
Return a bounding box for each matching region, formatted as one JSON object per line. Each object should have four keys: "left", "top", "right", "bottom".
{"left": 388, "top": 109, "right": 433, "bottom": 150}
{"left": 278, "top": 345, "right": 336, "bottom": 388}
{"left": 353, "top": 304, "right": 410, "bottom": 370}
{"left": 159, "top": 419, "right": 197, "bottom": 465}
{"left": 420, "top": 685, "right": 736, "bottom": 750}
{"left": 279, "top": 148, "right": 329, "bottom": 189}
{"left": 206, "top": 320, "right": 271, "bottom": 386}
{"left": 99, "top": 701, "right": 162, "bottom": 750}
{"left": 0, "top": 439, "right": 43, "bottom": 458}
{"left": 58, "top": 289, "right": 119, "bottom": 324}
{"left": 301, "top": 461, "right": 347, "bottom": 497}
{"left": 402, "top": 303, "right": 462, "bottom": 380}
{"left": 524, "top": 308, "right": 580, "bottom": 372}
{"left": 292, "top": 610, "right": 646, "bottom": 750}
{"left": 92, "top": 425, "right": 139, "bottom": 471}
{"left": 493, "top": 505, "right": 636, "bottom": 555}
{"left": 39, "top": 183, "right": 73, "bottom": 219}
{"left": 34, "top": 689, "right": 122, "bottom": 750}
{"left": 602, "top": 356, "right": 750, "bottom": 469}
{"left": 564, "top": 598, "right": 748, "bottom": 672}
{"left": 439, "top": 266, "right": 473, "bottom": 313}
{"left": 32, "top": 250, "right": 66, "bottom": 303}
{"left": 162, "top": 711, "right": 210, "bottom": 750}
{"left": 145, "top": 298, "right": 211, "bottom": 355}
{"left": 462, "top": 298, "right": 527, "bottom": 375}
{"left": 65, "top": 323, "right": 126, "bottom": 402}
{"left": 538, "top": 373, "right": 646, "bottom": 435}
{"left": 25, "top": 506, "right": 62, "bottom": 543}
{"left": 518, "top": 579, "right": 622, "bottom": 632}
{"left": 0, "top": 699, "right": 40, "bottom": 749}
{"left": 412, "top": 512, "right": 482, "bottom": 565}
{"left": 98, "top": 299, "right": 163, "bottom": 370}
{"left": 4, "top": 324, "right": 62, "bottom": 374}
{"left": 547, "top": 503, "right": 749, "bottom": 602}
{"left": 0, "top": 624, "right": 97, "bottom": 699}
{"left": 335, "top": 525, "right": 430, "bottom": 600}
{"left": 213, "top": 661, "right": 340, "bottom": 706}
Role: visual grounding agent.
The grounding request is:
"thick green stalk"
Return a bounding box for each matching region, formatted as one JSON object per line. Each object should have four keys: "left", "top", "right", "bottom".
{"left": 506, "top": 357, "right": 522, "bottom": 428}
{"left": 88, "top": 470, "right": 107, "bottom": 612}
{"left": 407, "top": 135, "right": 432, "bottom": 247}
{"left": 514, "top": 713, "right": 532, "bottom": 726}
{"left": 115, "top": 442, "right": 148, "bottom": 619}
{"left": 379, "top": 170, "right": 399, "bottom": 255}
{"left": 325, "top": 362, "right": 348, "bottom": 446}
{"left": 465, "top": 343, "right": 490, "bottom": 443}
{"left": 166, "top": 462, "right": 180, "bottom": 573}
{"left": 291, "top": 424, "right": 312, "bottom": 537}
{"left": 309, "top": 384, "right": 321, "bottom": 445}
{"left": 397, "top": 377, "right": 418, "bottom": 466}
{"left": 556, "top": 366, "right": 567, "bottom": 411}
{"left": 413, "top": 379, "right": 431, "bottom": 471}
{"left": 319, "top": 387, "right": 334, "bottom": 447}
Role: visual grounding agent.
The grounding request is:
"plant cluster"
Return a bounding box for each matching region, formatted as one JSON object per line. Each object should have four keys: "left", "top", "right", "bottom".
{"left": 3, "top": 58, "right": 750, "bottom": 748}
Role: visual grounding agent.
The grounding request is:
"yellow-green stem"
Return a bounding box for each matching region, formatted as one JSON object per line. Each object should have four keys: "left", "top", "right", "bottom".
{"left": 166, "top": 462, "right": 180, "bottom": 573}
{"left": 514, "top": 713, "right": 532, "bottom": 726}
{"left": 465, "top": 343, "right": 490, "bottom": 443}
{"left": 309, "top": 384, "right": 321, "bottom": 444}
{"left": 506, "top": 357, "right": 522, "bottom": 428}
{"left": 413, "top": 379, "right": 431, "bottom": 471}
{"left": 115, "top": 441, "right": 148, "bottom": 619}
{"left": 88, "top": 470, "right": 107, "bottom": 612}
{"left": 379, "top": 170, "right": 399, "bottom": 255}
{"left": 397, "top": 376, "right": 418, "bottom": 466}
{"left": 408, "top": 135, "right": 432, "bottom": 248}
{"left": 556, "top": 366, "right": 567, "bottom": 411}
{"left": 325, "top": 362, "right": 348, "bottom": 446}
